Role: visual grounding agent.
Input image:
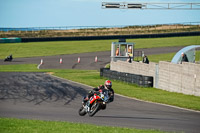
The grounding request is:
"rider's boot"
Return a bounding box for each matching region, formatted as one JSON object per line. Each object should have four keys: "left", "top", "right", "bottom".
{"left": 86, "top": 101, "right": 90, "bottom": 112}
{"left": 82, "top": 96, "right": 89, "bottom": 106}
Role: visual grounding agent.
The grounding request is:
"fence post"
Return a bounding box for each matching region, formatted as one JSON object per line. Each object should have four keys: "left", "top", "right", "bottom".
{"left": 155, "top": 64, "right": 159, "bottom": 88}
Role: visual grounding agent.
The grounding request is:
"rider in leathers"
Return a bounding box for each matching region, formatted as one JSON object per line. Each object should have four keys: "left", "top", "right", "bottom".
{"left": 83, "top": 80, "right": 114, "bottom": 105}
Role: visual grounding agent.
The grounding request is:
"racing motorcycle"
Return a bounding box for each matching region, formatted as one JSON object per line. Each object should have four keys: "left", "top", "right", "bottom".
{"left": 78, "top": 89, "right": 109, "bottom": 117}
{"left": 4, "top": 54, "right": 13, "bottom": 62}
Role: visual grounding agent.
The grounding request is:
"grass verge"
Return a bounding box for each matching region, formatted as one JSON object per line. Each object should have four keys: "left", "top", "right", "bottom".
{"left": 137, "top": 51, "right": 200, "bottom": 63}
{"left": 0, "top": 118, "right": 168, "bottom": 133}
{"left": 0, "top": 36, "right": 200, "bottom": 59}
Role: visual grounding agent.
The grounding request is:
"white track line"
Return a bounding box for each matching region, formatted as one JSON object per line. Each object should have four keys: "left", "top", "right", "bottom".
{"left": 37, "top": 64, "right": 41, "bottom": 69}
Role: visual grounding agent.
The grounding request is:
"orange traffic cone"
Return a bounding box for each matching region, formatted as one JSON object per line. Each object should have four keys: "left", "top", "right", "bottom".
{"left": 40, "top": 59, "right": 43, "bottom": 65}
{"left": 60, "top": 58, "right": 63, "bottom": 64}
{"left": 95, "top": 56, "right": 98, "bottom": 62}
{"left": 78, "top": 57, "right": 80, "bottom": 63}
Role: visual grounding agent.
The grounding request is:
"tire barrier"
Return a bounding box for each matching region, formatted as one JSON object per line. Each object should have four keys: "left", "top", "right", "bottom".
{"left": 100, "top": 68, "right": 153, "bottom": 87}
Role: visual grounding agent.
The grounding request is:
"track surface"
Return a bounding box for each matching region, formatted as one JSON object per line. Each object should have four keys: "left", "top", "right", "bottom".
{"left": 0, "top": 72, "right": 200, "bottom": 133}
{"left": 0, "top": 46, "right": 184, "bottom": 70}
{"left": 1, "top": 46, "right": 200, "bottom": 133}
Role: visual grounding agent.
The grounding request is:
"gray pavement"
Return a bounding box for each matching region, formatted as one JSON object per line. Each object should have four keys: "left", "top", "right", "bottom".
{"left": 0, "top": 72, "right": 200, "bottom": 133}
{"left": 0, "top": 46, "right": 184, "bottom": 70}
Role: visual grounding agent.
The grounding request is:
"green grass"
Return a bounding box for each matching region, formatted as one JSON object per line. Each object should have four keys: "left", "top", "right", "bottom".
{"left": 131, "top": 36, "right": 200, "bottom": 49}
{"left": 0, "top": 118, "right": 168, "bottom": 133}
{"left": 0, "top": 64, "right": 40, "bottom": 72}
{"left": 0, "top": 36, "right": 200, "bottom": 59}
{"left": 0, "top": 40, "right": 113, "bottom": 59}
{"left": 0, "top": 64, "right": 200, "bottom": 111}
{"left": 146, "top": 53, "right": 175, "bottom": 63}
{"left": 140, "top": 51, "right": 200, "bottom": 63}
{"left": 148, "top": 51, "right": 200, "bottom": 63}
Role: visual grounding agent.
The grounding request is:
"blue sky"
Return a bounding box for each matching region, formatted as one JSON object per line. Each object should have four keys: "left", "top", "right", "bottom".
{"left": 0, "top": 0, "right": 200, "bottom": 28}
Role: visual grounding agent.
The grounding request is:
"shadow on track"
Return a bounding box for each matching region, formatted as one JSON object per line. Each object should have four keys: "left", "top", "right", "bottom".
{"left": 0, "top": 72, "right": 88, "bottom": 105}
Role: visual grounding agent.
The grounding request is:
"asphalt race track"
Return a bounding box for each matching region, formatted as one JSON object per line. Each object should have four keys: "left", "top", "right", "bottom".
{"left": 0, "top": 72, "right": 200, "bottom": 133}
{"left": 1, "top": 46, "right": 200, "bottom": 133}
{"left": 0, "top": 46, "right": 185, "bottom": 70}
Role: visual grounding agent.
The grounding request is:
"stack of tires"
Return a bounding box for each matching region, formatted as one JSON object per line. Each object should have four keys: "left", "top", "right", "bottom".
{"left": 100, "top": 68, "right": 153, "bottom": 87}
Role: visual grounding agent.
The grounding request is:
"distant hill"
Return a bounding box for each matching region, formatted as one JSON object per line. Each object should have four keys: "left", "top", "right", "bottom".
{"left": 1, "top": 24, "right": 200, "bottom": 38}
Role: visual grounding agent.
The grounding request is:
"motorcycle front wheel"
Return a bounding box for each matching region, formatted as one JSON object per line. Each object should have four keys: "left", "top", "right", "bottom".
{"left": 88, "top": 101, "right": 100, "bottom": 117}
{"left": 78, "top": 106, "right": 87, "bottom": 116}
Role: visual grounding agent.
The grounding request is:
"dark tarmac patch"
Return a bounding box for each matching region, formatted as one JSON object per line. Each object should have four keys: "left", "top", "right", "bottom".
{"left": 0, "top": 72, "right": 88, "bottom": 105}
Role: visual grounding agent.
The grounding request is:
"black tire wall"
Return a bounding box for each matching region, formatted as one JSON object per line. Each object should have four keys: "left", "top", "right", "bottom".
{"left": 100, "top": 68, "right": 153, "bottom": 87}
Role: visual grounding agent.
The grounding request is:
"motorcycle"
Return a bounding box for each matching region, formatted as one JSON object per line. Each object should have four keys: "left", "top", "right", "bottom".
{"left": 4, "top": 55, "right": 13, "bottom": 62}
{"left": 78, "top": 89, "right": 109, "bottom": 117}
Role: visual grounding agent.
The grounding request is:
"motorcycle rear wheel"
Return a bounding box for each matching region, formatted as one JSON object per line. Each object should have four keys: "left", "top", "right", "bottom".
{"left": 88, "top": 101, "right": 100, "bottom": 117}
